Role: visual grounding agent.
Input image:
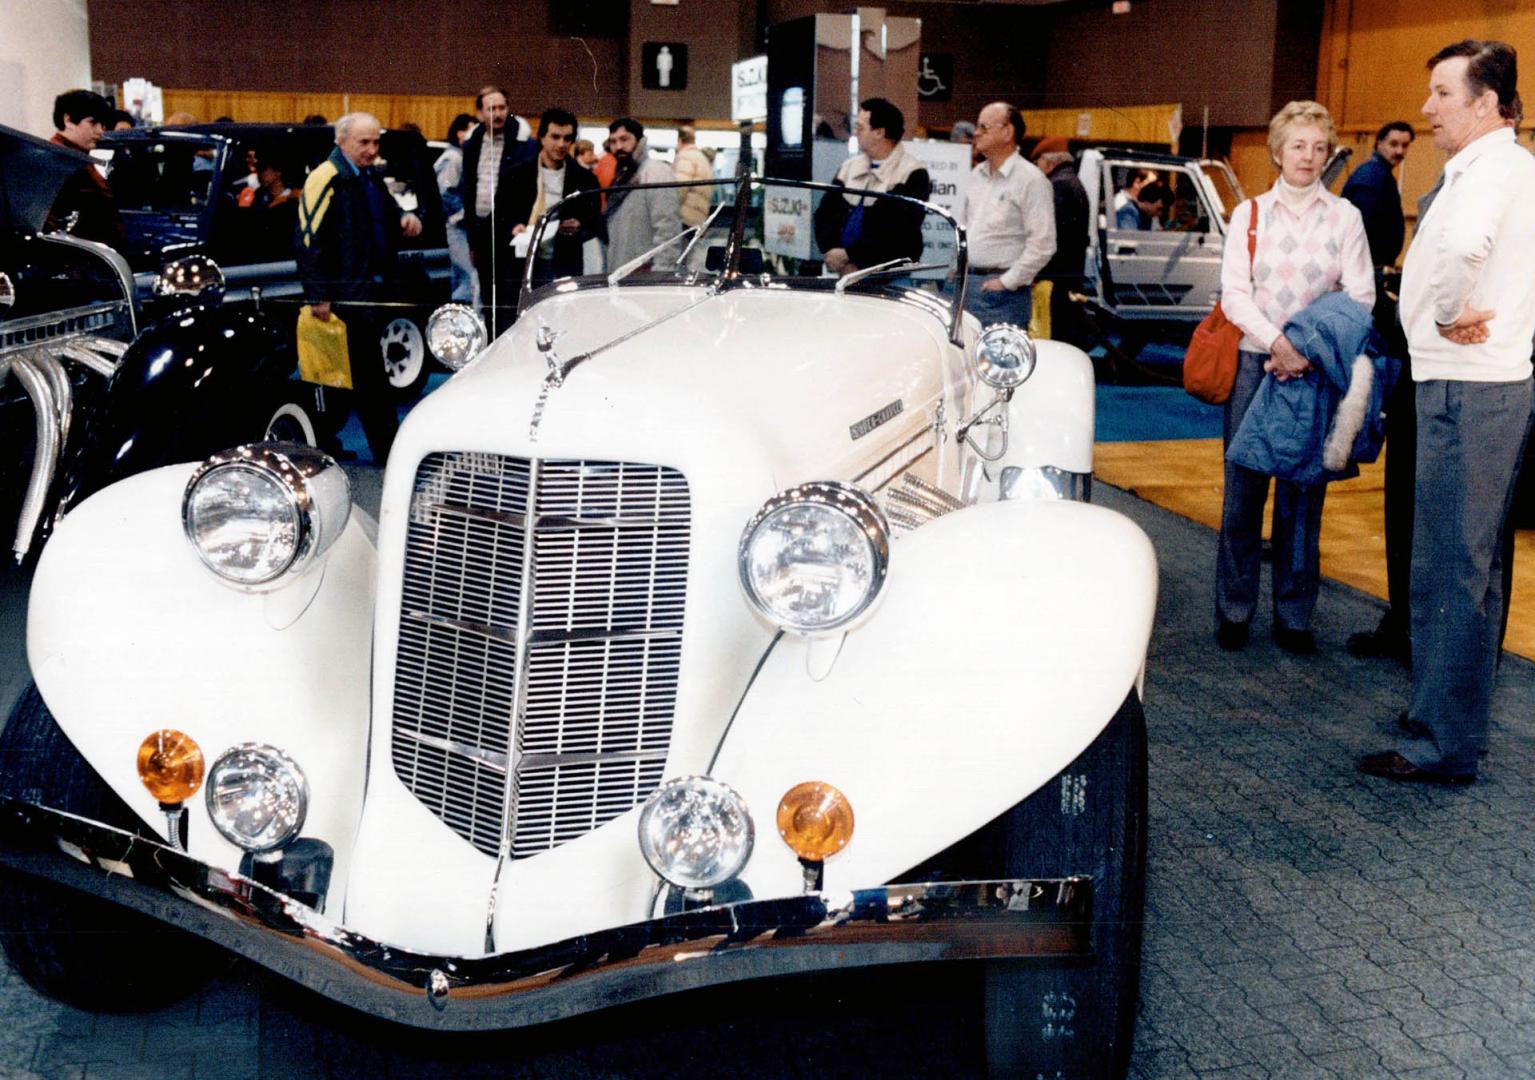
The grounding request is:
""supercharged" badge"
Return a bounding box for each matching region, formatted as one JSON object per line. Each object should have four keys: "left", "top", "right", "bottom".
{"left": 849, "top": 399, "right": 903, "bottom": 440}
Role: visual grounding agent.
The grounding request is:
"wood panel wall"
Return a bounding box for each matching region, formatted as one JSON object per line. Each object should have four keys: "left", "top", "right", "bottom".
{"left": 162, "top": 90, "right": 478, "bottom": 142}
{"left": 1018, "top": 104, "right": 1182, "bottom": 150}
{"left": 1315, "top": 0, "right": 1535, "bottom": 261}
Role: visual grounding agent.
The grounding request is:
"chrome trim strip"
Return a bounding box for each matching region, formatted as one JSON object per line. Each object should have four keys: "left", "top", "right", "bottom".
{"left": 417, "top": 499, "right": 679, "bottom": 534}
{"left": 850, "top": 428, "right": 930, "bottom": 486}
{"left": 0, "top": 304, "right": 127, "bottom": 355}
{"left": 998, "top": 465, "right": 1093, "bottom": 503}
{"left": 401, "top": 609, "right": 682, "bottom": 649}
{"left": 394, "top": 729, "right": 510, "bottom": 774}
{"left": 9, "top": 357, "right": 58, "bottom": 562}
{"left": 516, "top": 748, "right": 669, "bottom": 771}
{"left": 488, "top": 456, "right": 543, "bottom": 951}
{"left": 37, "top": 234, "right": 137, "bottom": 336}
{"left": 0, "top": 799, "right": 1092, "bottom": 1032}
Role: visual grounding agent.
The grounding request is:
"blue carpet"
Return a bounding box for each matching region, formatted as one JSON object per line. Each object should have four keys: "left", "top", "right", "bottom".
{"left": 1096, "top": 384, "right": 1222, "bottom": 443}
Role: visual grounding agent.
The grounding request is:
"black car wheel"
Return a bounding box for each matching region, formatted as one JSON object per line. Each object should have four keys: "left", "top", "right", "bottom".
{"left": 0, "top": 684, "right": 229, "bottom": 1011}
{"left": 380, "top": 316, "right": 429, "bottom": 401}
{"left": 981, "top": 690, "right": 1148, "bottom": 1078}
{"left": 263, "top": 383, "right": 322, "bottom": 446}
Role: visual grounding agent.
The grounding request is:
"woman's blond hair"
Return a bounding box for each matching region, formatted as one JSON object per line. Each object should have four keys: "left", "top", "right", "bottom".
{"left": 1268, "top": 100, "right": 1336, "bottom": 163}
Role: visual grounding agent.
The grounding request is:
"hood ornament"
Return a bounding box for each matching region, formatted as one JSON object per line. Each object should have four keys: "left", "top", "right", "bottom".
{"left": 537, "top": 321, "right": 565, "bottom": 388}
{"left": 0, "top": 272, "right": 14, "bottom": 311}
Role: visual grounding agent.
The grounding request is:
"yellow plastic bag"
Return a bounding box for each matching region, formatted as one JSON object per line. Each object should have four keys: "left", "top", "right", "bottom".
{"left": 296, "top": 305, "right": 352, "bottom": 389}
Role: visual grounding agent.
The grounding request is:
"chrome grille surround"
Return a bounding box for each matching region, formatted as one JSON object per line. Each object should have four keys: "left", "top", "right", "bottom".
{"left": 391, "top": 452, "right": 690, "bottom": 859}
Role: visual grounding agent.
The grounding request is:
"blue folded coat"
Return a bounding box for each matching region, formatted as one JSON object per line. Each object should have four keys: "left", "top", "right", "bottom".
{"left": 1227, "top": 291, "right": 1398, "bottom": 485}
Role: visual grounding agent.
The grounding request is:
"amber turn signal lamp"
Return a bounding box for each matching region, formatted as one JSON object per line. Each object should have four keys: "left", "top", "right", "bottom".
{"left": 776, "top": 781, "right": 855, "bottom": 861}
{"left": 136, "top": 730, "right": 206, "bottom": 805}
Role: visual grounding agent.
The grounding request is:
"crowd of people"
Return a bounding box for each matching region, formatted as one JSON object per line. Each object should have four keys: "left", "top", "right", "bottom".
{"left": 33, "top": 41, "right": 1535, "bottom": 787}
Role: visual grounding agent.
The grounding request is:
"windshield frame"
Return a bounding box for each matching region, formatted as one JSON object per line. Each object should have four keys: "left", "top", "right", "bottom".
{"left": 518, "top": 173, "right": 970, "bottom": 345}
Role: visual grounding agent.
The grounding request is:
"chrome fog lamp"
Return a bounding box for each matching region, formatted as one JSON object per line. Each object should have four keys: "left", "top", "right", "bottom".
{"left": 638, "top": 777, "right": 754, "bottom": 891}
{"left": 182, "top": 442, "right": 351, "bottom": 589}
{"left": 739, "top": 482, "right": 890, "bottom": 635}
{"left": 973, "top": 323, "right": 1037, "bottom": 389}
{"left": 152, "top": 254, "right": 226, "bottom": 305}
{"left": 205, "top": 744, "right": 308, "bottom": 853}
{"left": 425, "top": 303, "right": 487, "bottom": 370}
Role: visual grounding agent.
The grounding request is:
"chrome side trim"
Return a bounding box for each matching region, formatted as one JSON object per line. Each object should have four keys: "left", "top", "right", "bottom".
{"left": 999, "top": 465, "right": 1093, "bottom": 503}
{"left": 0, "top": 799, "right": 1092, "bottom": 1032}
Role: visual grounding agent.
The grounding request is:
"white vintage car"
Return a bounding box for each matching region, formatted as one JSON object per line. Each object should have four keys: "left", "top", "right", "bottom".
{"left": 2, "top": 176, "right": 1156, "bottom": 1076}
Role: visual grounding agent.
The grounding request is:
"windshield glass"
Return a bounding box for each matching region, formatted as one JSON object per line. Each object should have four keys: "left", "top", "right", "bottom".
{"left": 520, "top": 177, "right": 961, "bottom": 329}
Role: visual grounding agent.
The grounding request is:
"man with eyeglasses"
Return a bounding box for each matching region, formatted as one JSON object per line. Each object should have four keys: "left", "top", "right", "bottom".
{"left": 813, "top": 97, "right": 931, "bottom": 276}
{"left": 956, "top": 101, "right": 1055, "bottom": 328}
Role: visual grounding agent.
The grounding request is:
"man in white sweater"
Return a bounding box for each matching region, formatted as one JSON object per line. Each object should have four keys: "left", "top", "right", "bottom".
{"left": 1359, "top": 39, "right": 1535, "bottom": 786}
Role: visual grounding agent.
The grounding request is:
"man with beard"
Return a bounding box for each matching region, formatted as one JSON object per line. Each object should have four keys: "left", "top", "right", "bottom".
{"left": 44, "top": 89, "right": 124, "bottom": 250}
{"left": 458, "top": 85, "right": 536, "bottom": 332}
{"left": 503, "top": 108, "right": 603, "bottom": 287}
{"left": 603, "top": 116, "right": 681, "bottom": 270}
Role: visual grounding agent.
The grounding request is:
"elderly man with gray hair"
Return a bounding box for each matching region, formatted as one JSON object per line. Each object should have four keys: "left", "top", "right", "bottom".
{"left": 296, "top": 111, "right": 422, "bottom": 465}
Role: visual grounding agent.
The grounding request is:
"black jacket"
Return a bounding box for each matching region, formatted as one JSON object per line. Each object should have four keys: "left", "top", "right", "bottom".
{"left": 458, "top": 123, "right": 537, "bottom": 251}
{"left": 1341, "top": 152, "right": 1405, "bottom": 268}
{"left": 496, "top": 156, "right": 603, "bottom": 280}
{"left": 1040, "top": 160, "right": 1089, "bottom": 282}
{"left": 813, "top": 148, "right": 931, "bottom": 270}
{"left": 296, "top": 147, "right": 403, "bottom": 303}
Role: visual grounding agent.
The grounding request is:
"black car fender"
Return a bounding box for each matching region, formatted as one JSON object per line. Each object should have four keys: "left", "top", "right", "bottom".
{"left": 53, "top": 301, "right": 296, "bottom": 513}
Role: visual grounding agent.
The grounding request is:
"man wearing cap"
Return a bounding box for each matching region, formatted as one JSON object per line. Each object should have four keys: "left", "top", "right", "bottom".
{"left": 955, "top": 101, "right": 1055, "bottom": 328}
{"left": 1030, "top": 136, "right": 1088, "bottom": 344}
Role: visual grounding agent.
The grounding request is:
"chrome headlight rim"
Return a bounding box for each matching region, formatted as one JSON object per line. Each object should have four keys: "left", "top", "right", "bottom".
{"left": 204, "top": 742, "right": 309, "bottom": 854}
{"left": 181, "top": 441, "right": 350, "bottom": 590}
{"left": 637, "top": 776, "right": 755, "bottom": 891}
{"left": 737, "top": 480, "right": 891, "bottom": 636}
{"left": 425, "top": 303, "right": 488, "bottom": 371}
{"left": 151, "top": 254, "right": 226, "bottom": 304}
{"left": 973, "top": 322, "right": 1037, "bottom": 389}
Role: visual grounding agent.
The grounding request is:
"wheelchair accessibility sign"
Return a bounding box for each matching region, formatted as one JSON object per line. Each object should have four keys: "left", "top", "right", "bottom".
{"left": 918, "top": 54, "right": 952, "bottom": 101}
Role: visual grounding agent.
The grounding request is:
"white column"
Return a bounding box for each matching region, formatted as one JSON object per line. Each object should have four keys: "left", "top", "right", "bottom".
{"left": 0, "top": 0, "right": 92, "bottom": 138}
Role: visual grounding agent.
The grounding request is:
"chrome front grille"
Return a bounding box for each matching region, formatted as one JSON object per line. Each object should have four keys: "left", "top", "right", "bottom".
{"left": 391, "top": 452, "right": 690, "bottom": 858}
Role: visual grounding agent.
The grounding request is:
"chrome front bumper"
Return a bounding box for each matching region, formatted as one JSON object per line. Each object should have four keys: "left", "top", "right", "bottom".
{"left": 0, "top": 798, "right": 1093, "bottom": 1031}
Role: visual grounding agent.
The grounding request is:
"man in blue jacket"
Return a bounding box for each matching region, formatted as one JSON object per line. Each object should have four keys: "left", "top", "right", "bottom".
{"left": 1342, "top": 122, "right": 1414, "bottom": 270}
{"left": 297, "top": 112, "right": 422, "bottom": 466}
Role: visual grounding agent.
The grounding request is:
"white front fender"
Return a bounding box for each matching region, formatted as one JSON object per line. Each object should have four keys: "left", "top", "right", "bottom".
{"left": 26, "top": 464, "right": 376, "bottom": 904}
{"left": 1000, "top": 337, "right": 1095, "bottom": 475}
{"left": 713, "top": 497, "right": 1155, "bottom": 899}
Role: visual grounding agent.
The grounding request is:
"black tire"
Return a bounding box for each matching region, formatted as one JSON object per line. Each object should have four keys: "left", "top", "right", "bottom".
{"left": 263, "top": 382, "right": 323, "bottom": 447}
{"left": 379, "top": 314, "right": 431, "bottom": 402}
{"left": 0, "top": 683, "right": 228, "bottom": 1011}
{"left": 979, "top": 689, "right": 1147, "bottom": 1079}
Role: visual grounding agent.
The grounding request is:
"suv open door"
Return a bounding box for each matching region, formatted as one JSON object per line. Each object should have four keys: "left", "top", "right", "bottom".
{"left": 1080, "top": 148, "right": 1229, "bottom": 322}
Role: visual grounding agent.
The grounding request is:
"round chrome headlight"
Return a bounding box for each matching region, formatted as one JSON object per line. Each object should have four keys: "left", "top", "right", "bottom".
{"left": 205, "top": 744, "right": 308, "bottom": 853}
{"left": 425, "top": 303, "right": 487, "bottom": 370}
{"left": 182, "top": 443, "right": 351, "bottom": 589}
{"left": 152, "top": 254, "right": 226, "bottom": 304}
{"left": 738, "top": 482, "right": 890, "bottom": 635}
{"left": 973, "top": 323, "right": 1037, "bottom": 389}
{"left": 638, "top": 777, "right": 754, "bottom": 890}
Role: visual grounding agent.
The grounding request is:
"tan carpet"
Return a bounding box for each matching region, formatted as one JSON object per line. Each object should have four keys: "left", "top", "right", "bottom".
{"left": 1095, "top": 438, "right": 1535, "bottom": 661}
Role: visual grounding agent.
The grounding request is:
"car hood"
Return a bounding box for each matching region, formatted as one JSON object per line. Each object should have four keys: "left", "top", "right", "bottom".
{"left": 0, "top": 124, "right": 88, "bottom": 235}
{"left": 397, "top": 284, "right": 953, "bottom": 489}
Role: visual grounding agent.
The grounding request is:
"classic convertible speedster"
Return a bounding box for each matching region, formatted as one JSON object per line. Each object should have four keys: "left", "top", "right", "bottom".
{"left": 1, "top": 175, "right": 1156, "bottom": 1076}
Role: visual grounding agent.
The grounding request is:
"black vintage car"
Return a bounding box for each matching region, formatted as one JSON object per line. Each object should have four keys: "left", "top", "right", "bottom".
{"left": 100, "top": 123, "right": 452, "bottom": 400}
{"left": 1, "top": 123, "right": 297, "bottom": 567}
